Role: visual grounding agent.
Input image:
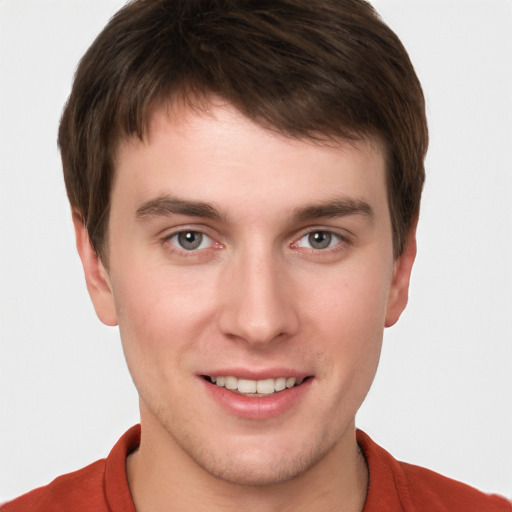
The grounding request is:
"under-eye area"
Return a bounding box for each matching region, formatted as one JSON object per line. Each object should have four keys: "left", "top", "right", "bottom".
{"left": 201, "top": 375, "right": 312, "bottom": 396}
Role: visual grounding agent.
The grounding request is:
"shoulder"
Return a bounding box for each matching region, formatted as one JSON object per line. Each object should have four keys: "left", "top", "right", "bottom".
{"left": 357, "top": 430, "right": 511, "bottom": 512}
{"left": 2, "top": 425, "right": 140, "bottom": 512}
{"left": 1, "top": 459, "right": 107, "bottom": 512}
{"left": 400, "top": 460, "right": 511, "bottom": 512}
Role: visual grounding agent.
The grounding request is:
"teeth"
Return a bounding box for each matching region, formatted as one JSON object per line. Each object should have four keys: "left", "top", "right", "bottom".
{"left": 274, "top": 377, "right": 286, "bottom": 391}
{"left": 256, "top": 378, "right": 274, "bottom": 394}
{"left": 209, "top": 375, "right": 306, "bottom": 395}
{"left": 286, "top": 377, "right": 297, "bottom": 388}
{"left": 238, "top": 378, "right": 257, "bottom": 393}
{"left": 225, "top": 376, "right": 238, "bottom": 390}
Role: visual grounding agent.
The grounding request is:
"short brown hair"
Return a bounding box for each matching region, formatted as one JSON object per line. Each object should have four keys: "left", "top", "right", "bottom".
{"left": 59, "top": 0, "right": 428, "bottom": 258}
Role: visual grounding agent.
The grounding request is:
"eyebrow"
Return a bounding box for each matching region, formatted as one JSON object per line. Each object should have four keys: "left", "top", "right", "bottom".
{"left": 135, "top": 194, "right": 373, "bottom": 224}
{"left": 292, "top": 197, "right": 374, "bottom": 222}
{"left": 136, "top": 195, "right": 224, "bottom": 221}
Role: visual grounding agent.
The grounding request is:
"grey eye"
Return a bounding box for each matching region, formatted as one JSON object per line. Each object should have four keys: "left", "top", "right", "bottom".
{"left": 307, "top": 231, "right": 333, "bottom": 249}
{"left": 175, "top": 231, "right": 208, "bottom": 250}
{"left": 295, "top": 230, "right": 342, "bottom": 250}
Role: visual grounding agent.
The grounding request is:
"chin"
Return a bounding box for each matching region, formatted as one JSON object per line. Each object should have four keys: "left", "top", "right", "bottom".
{"left": 187, "top": 434, "right": 333, "bottom": 487}
{"left": 199, "top": 455, "right": 315, "bottom": 487}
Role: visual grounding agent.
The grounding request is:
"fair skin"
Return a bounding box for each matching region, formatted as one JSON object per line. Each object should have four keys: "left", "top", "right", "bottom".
{"left": 74, "top": 101, "right": 416, "bottom": 512}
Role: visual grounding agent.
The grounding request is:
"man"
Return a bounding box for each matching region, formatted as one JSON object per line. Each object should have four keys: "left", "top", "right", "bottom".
{"left": 2, "top": 0, "right": 510, "bottom": 510}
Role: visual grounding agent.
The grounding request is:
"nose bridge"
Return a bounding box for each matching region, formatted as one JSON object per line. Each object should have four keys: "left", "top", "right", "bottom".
{"left": 219, "top": 242, "right": 297, "bottom": 346}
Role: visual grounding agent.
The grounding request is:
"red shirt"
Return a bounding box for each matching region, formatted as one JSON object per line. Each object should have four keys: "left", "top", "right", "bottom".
{"left": 3, "top": 426, "right": 510, "bottom": 511}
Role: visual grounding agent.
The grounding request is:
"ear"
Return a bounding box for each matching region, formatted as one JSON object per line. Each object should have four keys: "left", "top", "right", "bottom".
{"left": 385, "top": 220, "right": 418, "bottom": 328}
{"left": 72, "top": 212, "right": 118, "bottom": 326}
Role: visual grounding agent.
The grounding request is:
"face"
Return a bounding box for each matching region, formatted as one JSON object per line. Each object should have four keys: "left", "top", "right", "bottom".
{"left": 77, "top": 102, "right": 415, "bottom": 486}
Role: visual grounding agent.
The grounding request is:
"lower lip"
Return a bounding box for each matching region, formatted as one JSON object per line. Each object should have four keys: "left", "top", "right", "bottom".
{"left": 201, "top": 378, "right": 313, "bottom": 420}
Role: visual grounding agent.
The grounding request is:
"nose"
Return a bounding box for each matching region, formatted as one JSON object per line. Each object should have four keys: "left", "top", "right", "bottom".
{"left": 218, "top": 247, "right": 299, "bottom": 347}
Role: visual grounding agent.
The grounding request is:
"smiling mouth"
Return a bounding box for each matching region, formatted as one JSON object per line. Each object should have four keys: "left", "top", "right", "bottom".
{"left": 202, "top": 375, "right": 311, "bottom": 396}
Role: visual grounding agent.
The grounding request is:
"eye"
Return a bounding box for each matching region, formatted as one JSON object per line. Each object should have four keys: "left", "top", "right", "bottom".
{"left": 297, "top": 230, "right": 342, "bottom": 250}
{"left": 168, "top": 231, "right": 212, "bottom": 251}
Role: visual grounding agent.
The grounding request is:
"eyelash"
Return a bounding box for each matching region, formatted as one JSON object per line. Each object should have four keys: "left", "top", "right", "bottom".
{"left": 291, "top": 229, "right": 349, "bottom": 254}
{"left": 162, "top": 229, "right": 220, "bottom": 257}
{"left": 160, "top": 227, "right": 350, "bottom": 258}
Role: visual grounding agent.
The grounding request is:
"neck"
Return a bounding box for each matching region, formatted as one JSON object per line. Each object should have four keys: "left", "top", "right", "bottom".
{"left": 127, "top": 410, "right": 368, "bottom": 512}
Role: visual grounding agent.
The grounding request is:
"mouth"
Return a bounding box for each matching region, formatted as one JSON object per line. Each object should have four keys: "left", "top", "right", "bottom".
{"left": 201, "top": 375, "right": 312, "bottom": 397}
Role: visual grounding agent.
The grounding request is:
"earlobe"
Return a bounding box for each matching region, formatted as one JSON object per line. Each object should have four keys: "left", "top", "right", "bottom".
{"left": 72, "top": 212, "right": 118, "bottom": 326}
{"left": 384, "top": 222, "right": 418, "bottom": 328}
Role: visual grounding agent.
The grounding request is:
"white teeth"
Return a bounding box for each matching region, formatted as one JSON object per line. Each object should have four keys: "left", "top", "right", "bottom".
{"left": 286, "top": 377, "right": 297, "bottom": 388}
{"left": 209, "top": 375, "right": 306, "bottom": 394}
{"left": 238, "top": 378, "right": 257, "bottom": 393}
{"left": 256, "top": 378, "right": 275, "bottom": 394}
{"left": 225, "top": 376, "right": 238, "bottom": 390}
{"left": 274, "top": 377, "right": 286, "bottom": 391}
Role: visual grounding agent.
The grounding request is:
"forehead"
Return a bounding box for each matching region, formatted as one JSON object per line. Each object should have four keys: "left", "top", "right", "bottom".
{"left": 113, "top": 102, "right": 389, "bottom": 220}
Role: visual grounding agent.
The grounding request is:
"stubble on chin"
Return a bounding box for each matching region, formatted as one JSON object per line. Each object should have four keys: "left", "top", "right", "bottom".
{"left": 171, "top": 423, "right": 336, "bottom": 487}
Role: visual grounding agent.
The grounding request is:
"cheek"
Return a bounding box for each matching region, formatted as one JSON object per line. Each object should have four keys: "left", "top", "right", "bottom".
{"left": 304, "top": 262, "right": 391, "bottom": 335}
{"left": 110, "top": 264, "right": 216, "bottom": 371}
{"left": 110, "top": 270, "right": 211, "bottom": 416}
{"left": 299, "top": 259, "right": 391, "bottom": 381}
